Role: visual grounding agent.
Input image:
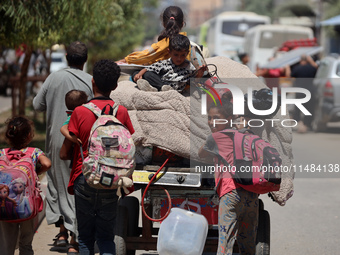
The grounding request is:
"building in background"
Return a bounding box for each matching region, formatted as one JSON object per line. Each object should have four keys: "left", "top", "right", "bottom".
{"left": 188, "top": 0, "right": 240, "bottom": 28}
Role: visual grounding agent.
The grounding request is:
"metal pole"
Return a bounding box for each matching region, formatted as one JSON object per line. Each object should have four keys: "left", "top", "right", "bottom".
{"left": 315, "top": 0, "right": 323, "bottom": 45}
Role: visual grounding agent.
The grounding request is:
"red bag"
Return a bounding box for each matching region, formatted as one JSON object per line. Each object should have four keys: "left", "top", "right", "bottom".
{"left": 159, "top": 198, "right": 219, "bottom": 225}
{"left": 210, "top": 129, "right": 282, "bottom": 194}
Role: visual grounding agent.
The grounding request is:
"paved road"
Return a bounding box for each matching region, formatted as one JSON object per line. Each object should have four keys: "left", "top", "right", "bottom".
{"left": 0, "top": 95, "right": 12, "bottom": 114}
{"left": 260, "top": 125, "right": 340, "bottom": 255}
{"left": 23, "top": 127, "right": 340, "bottom": 255}
{"left": 4, "top": 88, "right": 337, "bottom": 255}
{"left": 4, "top": 76, "right": 339, "bottom": 254}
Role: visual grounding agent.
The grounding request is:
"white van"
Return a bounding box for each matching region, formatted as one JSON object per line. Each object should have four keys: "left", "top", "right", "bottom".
{"left": 244, "top": 24, "right": 314, "bottom": 72}
{"left": 198, "top": 12, "right": 270, "bottom": 59}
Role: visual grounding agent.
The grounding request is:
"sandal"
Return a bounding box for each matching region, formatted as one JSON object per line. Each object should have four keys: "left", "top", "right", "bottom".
{"left": 67, "top": 243, "right": 79, "bottom": 255}
{"left": 52, "top": 231, "right": 69, "bottom": 247}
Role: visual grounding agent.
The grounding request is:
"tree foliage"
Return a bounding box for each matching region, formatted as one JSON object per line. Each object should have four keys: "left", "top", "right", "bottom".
{"left": 323, "top": 0, "right": 340, "bottom": 19}
{"left": 0, "top": 0, "right": 144, "bottom": 49}
{"left": 320, "top": 0, "right": 340, "bottom": 37}
{"left": 241, "top": 0, "right": 275, "bottom": 18}
{"left": 0, "top": 0, "right": 150, "bottom": 114}
{"left": 87, "top": 0, "right": 145, "bottom": 65}
{"left": 88, "top": 0, "right": 160, "bottom": 63}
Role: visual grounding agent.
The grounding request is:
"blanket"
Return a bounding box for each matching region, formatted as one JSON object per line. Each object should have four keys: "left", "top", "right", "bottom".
{"left": 111, "top": 56, "right": 294, "bottom": 206}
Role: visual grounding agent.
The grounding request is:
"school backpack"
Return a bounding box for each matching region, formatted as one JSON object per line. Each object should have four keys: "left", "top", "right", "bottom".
{"left": 0, "top": 147, "right": 43, "bottom": 222}
{"left": 81, "top": 102, "right": 135, "bottom": 195}
{"left": 210, "top": 129, "right": 282, "bottom": 194}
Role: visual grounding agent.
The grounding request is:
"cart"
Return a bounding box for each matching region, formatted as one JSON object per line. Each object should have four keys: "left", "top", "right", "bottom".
{"left": 114, "top": 163, "right": 271, "bottom": 255}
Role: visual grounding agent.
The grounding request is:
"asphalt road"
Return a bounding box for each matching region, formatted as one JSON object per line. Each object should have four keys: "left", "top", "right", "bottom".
{"left": 23, "top": 127, "right": 340, "bottom": 255}
{"left": 260, "top": 124, "right": 340, "bottom": 255}
{"left": 0, "top": 95, "right": 12, "bottom": 114}
{"left": 134, "top": 127, "right": 340, "bottom": 255}
{"left": 4, "top": 89, "right": 338, "bottom": 255}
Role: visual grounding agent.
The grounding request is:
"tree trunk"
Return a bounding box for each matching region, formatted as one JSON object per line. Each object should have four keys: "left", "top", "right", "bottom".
{"left": 19, "top": 46, "right": 33, "bottom": 115}
{"left": 46, "top": 48, "right": 52, "bottom": 73}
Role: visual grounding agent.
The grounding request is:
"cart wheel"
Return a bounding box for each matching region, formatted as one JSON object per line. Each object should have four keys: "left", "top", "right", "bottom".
{"left": 115, "top": 197, "right": 139, "bottom": 255}
{"left": 259, "top": 199, "right": 264, "bottom": 211}
{"left": 256, "top": 209, "right": 270, "bottom": 255}
{"left": 120, "top": 196, "right": 140, "bottom": 238}
{"left": 115, "top": 235, "right": 135, "bottom": 255}
{"left": 115, "top": 205, "right": 128, "bottom": 255}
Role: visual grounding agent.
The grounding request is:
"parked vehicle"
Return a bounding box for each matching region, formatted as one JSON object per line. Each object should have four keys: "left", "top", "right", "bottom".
{"left": 312, "top": 54, "right": 340, "bottom": 132}
{"left": 244, "top": 25, "right": 314, "bottom": 72}
{"left": 197, "top": 12, "right": 270, "bottom": 59}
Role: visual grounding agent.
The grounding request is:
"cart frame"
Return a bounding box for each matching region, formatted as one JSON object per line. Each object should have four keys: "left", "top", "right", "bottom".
{"left": 115, "top": 166, "right": 270, "bottom": 255}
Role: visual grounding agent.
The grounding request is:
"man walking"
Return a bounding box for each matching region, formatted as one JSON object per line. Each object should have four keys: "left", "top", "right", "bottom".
{"left": 290, "top": 54, "right": 318, "bottom": 133}
{"left": 33, "top": 41, "right": 93, "bottom": 254}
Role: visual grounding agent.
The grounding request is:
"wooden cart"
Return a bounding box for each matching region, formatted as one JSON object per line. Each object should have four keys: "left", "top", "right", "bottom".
{"left": 114, "top": 164, "right": 270, "bottom": 255}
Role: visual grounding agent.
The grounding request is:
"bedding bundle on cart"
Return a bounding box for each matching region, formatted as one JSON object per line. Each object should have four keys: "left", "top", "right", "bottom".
{"left": 111, "top": 56, "right": 294, "bottom": 206}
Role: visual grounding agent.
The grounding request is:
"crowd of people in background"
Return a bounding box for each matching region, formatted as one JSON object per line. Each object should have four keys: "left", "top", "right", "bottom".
{"left": 0, "top": 46, "right": 68, "bottom": 99}
{"left": 238, "top": 50, "right": 319, "bottom": 133}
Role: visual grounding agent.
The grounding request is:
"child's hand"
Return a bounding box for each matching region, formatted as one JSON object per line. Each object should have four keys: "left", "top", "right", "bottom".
{"left": 133, "top": 73, "right": 142, "bottom": 82}
{"left": 196, "top": 65, "right": 207, "bottom": 78}
{"left": 116, "top": 59, "right": 126, "bottom": 64}
{"left": 134, "top": 68, "right": 147, "bottom": 82}
{"left": 77, "top": 138, "right": 83, "bottom": 146}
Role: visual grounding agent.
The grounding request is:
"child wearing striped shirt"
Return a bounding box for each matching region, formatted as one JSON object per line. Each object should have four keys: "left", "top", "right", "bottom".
{"left": 133, "top": 34, "right": 206, "bottom": 92}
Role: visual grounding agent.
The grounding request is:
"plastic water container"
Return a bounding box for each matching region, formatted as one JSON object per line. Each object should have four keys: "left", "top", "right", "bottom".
{"left": 157, "top": 201, "right": 209, "bottom": 255}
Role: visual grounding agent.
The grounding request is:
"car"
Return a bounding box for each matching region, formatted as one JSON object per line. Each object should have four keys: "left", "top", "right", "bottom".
{"left": 50, "top": 51, "right": 68, "bottom": 73}
{"left": 312, "top": 54, "right": 340, "bottom": 132}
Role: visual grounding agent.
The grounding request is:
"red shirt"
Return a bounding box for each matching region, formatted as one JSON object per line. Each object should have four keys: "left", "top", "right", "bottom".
{"left": 204, "top": 130, "right": 238, "bottom": 197}
{"left": 67, "top": 97, "right": 135, "bottom": 194}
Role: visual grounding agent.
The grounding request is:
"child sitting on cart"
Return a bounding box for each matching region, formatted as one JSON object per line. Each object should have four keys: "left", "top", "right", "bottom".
{"left": 198, "top": 98, "right": 258, "bottom": 255}
{"left": 132, "top": 34, "right": 206, "bottom": 92}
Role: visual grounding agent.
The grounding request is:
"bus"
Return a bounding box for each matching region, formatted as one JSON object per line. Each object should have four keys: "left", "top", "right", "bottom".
{"left": 197, "top": 12, "right": 270, "bottom": 59}
{"left": 244, "top": 24, "right": 314, "bottom": 72}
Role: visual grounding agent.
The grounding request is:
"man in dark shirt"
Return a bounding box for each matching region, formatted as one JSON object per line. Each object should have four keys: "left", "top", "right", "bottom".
{"left": 290, "top": 55, "right": 318, "bottom": 132}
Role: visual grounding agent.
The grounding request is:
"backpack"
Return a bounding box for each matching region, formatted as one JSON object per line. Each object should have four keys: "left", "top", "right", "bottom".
{"left": 0, "top": 147, "right": 43, "bottom": 222}
{"left": 211, "top": 129, "right": 282, "bottom": 194}
{"left": 81, "top": 102, "right": 135, "bottom": 194}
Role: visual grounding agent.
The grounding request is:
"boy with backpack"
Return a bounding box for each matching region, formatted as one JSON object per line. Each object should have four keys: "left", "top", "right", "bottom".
{"left": 60, "top": 59, "right": 134, "bottom": 254}
{"left": 198, "top": 96, "right": 281, "bottom": 255}
{"left": 0, "top": 116, "right": 51, "bottom": 255}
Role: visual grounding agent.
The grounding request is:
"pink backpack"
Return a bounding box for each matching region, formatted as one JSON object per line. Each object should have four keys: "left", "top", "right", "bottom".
{"left": 0, "top": 148, "right": 43, "bottom": 222}
{"left": 81, "top": 102, "right": 135, "bottom": 194}
{"left": 211, "top": 129, "right": 282, "bottom": 194}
